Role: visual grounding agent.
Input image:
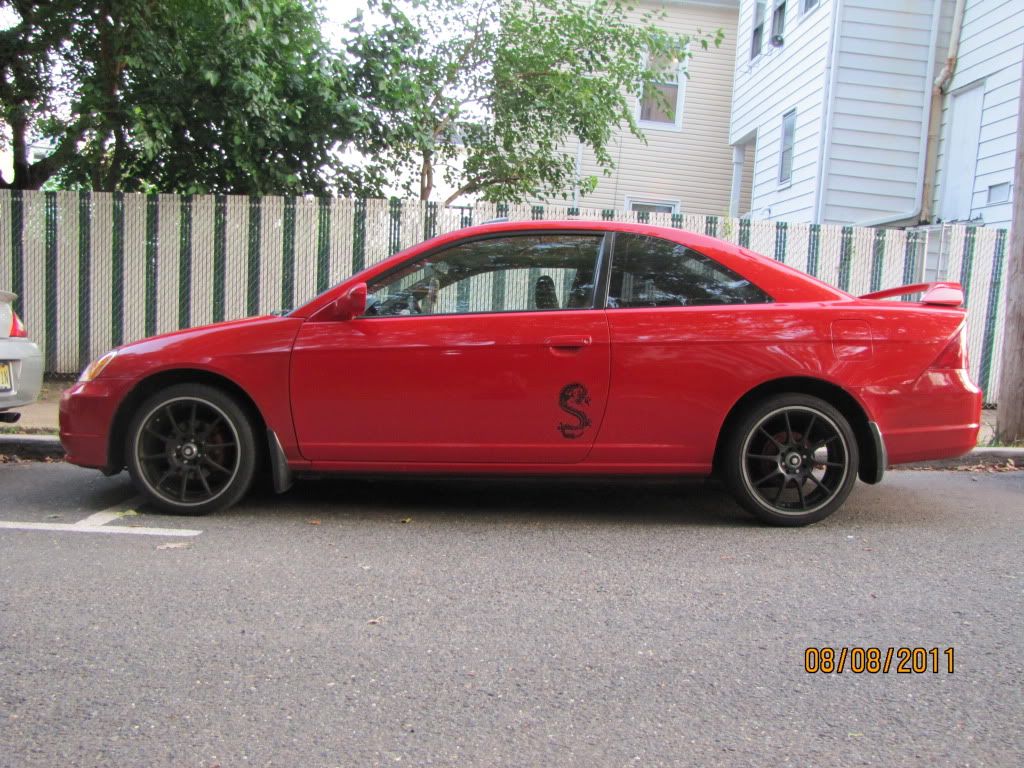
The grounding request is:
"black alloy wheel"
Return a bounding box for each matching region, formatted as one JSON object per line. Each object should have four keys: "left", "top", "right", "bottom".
{"left": 126, "top": 383, "right": 258, "bottom": 515}
{"left": 723, "top": 394, "right": 859, "bottom": 526}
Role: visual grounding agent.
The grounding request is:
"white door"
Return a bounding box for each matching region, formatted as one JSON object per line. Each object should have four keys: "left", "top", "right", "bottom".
{"left": 939, "top": 84, "right": 984, "bottom": 222}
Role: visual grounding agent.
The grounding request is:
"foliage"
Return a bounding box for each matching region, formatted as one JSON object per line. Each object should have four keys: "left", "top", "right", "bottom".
{"left": 348, "top": 0, "right": 724, "bottom": 204}
{"left": 0, "top": 0, "right": 382, "bottom": 194}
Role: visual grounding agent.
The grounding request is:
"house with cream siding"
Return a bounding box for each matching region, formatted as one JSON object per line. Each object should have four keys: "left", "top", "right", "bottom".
{"left": 545, "top": 0, "right": 740, "bottom": 217}
{"left": 727, "top": 0, "right": 1023, "bottom": 230}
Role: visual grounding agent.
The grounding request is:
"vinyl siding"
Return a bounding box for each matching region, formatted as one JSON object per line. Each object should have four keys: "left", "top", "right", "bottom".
{"left": 729, "top": 0, "right": 834, "bottom": 222}
{"left": 820, "top": 0, "right": 941, "bottom": 225}
{"left": 932, "top": 0, "right": 1023, "bottom": 229}
{"left": 555, "top": 1, "right": 739, "bottom": 216}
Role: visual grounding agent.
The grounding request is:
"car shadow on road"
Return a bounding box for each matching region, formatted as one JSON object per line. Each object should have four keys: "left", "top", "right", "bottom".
{"left": 235, "top": 474, "right": 757, "bottom": 528}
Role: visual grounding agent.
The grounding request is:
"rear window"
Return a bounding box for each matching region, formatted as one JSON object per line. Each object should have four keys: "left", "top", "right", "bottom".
{"left": 607, "top": 234, "right": 772, "bottom": 308}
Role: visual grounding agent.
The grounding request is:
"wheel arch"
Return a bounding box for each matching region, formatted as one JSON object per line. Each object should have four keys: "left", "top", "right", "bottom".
{"left": 713, "top": 376, "right": 881, "bottom": 484}
{"left": 107, "top": 368, "right": 268, "bottom": 473}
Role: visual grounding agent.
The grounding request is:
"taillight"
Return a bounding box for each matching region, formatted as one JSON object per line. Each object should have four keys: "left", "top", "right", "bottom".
{"left": 930, "top": 331, "right": 967, "bottom": 370}
{"left": 9, "top": 311, "right": 27, "bottom": 338}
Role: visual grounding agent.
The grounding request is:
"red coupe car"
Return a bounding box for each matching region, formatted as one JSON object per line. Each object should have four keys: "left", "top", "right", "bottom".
{"left": 60, "top": 221, "right": 981, "bottom": 525}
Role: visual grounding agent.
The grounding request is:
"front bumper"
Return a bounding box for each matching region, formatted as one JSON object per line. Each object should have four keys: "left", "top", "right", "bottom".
{"left": 0, "top": 338, "right": 43, "bottom": 411}
{"left": 59, "top": 378, "right": 134, "bottom": 470}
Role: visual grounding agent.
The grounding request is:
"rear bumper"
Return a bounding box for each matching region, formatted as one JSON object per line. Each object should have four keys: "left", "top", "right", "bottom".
{"left": 0, "top": 338, "right": 43, "bottom": 411}
{"left": 863, "top": 370, "right": 982, "bottom": 466}
{"left": 59, "top": 378, "right": 133, "bottom": 470}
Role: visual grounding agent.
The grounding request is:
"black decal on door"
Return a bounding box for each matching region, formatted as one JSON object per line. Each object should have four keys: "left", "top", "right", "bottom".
{"left": 558, "top": 383, "right": 592, "bottom": 439}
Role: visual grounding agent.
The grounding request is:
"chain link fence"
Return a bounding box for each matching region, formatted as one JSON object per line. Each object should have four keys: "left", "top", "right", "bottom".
{"left": 0, "top": 190, "right": 1009, "bottom": 402}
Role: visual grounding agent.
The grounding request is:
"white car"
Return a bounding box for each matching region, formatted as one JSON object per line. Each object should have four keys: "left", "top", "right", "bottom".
{"left": 0, "top": 290, "right": 43, "bottom": 424}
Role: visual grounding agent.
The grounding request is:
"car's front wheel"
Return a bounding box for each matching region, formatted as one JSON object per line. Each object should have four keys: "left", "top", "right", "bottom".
{"left": 125, "top": 383, "right": 257, "bottom": 515}
{"left": 722, "top": 394, "right": 859, "bottom": 526}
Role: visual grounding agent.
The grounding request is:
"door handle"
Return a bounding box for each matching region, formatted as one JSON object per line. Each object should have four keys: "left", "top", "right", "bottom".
{"left": 545, "top": 335, "right": 592, "bottom": 350}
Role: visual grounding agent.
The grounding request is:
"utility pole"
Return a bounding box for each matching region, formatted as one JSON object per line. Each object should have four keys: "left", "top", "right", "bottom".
{"left": 995, "top": 55, "right": 1024, "bottom": 443}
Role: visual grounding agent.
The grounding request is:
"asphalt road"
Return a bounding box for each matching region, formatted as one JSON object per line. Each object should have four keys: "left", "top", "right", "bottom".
{"left": 1, "top": 462, "right": 1021, "bottom": 768}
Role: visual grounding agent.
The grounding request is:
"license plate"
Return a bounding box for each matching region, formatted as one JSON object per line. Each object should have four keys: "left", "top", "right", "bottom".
{"left": 0, "top": 362, "right": 11, "bottom": 392}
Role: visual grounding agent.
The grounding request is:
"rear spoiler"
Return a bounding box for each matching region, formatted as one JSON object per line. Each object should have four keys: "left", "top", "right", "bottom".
{"left": 858, "top": 282, "right": 963, "bottom": 307}
{"left": 0, "top": 290, "right": 15, "bottom": 304}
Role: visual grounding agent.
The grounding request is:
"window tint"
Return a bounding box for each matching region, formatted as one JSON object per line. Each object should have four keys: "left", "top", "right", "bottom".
{"left": 607, "top": 234, "right": 771, "bottom": 308}
{"left": 364, "top": 234, "right": 602, "bottom": 317}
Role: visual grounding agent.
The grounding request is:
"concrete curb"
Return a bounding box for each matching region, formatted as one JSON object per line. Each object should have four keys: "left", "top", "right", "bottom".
{"left": 0, "top": 434, "right": 65, "bottom": 460}
{"left": 892, "top": 447, "right": 1024, "bottom": 471}
{"left": 1, "top": 435, "right": 1020, "bottom": 470}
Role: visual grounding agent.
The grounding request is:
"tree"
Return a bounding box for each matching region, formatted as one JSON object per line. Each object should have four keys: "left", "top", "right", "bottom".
{"left": 995, "top": 55, "right": 1024, "bottom": 444}
{"left": 347, "top": 0, "right": 723, "bottom": 204}
{"left": 0, "top": 0, "right": 384, "bottom": 195}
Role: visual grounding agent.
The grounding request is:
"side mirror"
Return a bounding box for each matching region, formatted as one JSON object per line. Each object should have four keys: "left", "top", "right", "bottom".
{"left": 330, "top": 282, "right": 367, "bottom": 321}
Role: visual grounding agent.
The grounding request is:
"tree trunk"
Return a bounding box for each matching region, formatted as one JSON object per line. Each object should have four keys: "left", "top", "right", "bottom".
{"left": 995, "top": 57, "right": 1024, "bottom": 443}
{"left": 419, "top": 150, "right": 434, "bottom": 201}
{"left": 10, "top": 112, "right": 30, "bottom": 188}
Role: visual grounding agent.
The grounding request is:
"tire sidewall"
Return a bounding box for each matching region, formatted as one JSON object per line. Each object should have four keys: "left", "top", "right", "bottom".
{"left": 125, "top": 383, "right": 258, "bottom": 515}
{"left": 723, "top": 394, "right": 860, "bottom": 526}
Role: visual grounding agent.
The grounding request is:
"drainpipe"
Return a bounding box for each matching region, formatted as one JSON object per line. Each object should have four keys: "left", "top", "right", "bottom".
{"left": 729, "top": 144, "right": 745, "bottom": 218}
{"left": 920, "top": 0, "right": 967, "bottom": 225}
{"left": 812, "top": 0, "right": 843, "bottom": 224}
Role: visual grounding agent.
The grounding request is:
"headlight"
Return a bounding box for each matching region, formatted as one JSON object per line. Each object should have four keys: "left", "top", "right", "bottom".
{"left": 79, "top": 350, "right": 118, "bottom": 382}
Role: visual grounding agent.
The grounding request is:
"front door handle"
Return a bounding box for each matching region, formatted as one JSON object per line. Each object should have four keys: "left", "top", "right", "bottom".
{"left": 545, "top": 335, "right": 592, "bottom": 350}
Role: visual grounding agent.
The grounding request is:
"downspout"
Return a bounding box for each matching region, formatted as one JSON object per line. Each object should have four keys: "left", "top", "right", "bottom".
{"left": 812, "top": 0, "right": 843, "bottom": 224}
{"left": 729, "top": 144, "right": 745, "bottom": 218}
{"left": 920, "top": 0, "right": 968, "bottom": 225}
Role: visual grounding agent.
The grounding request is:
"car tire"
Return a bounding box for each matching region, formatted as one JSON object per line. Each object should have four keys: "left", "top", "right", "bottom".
{"left": 125, "top": 383, "right": 258, "bottom": 515}
{"left": 721, "top": 394, "right": 859, "bottom": 526}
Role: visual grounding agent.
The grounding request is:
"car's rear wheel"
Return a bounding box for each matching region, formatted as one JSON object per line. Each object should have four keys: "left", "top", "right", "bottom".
{"left": 125, "top": 384, "right": 257, "bottom": 515}
{"left": 722, "top": 394, "right": 859, "bottom": 526}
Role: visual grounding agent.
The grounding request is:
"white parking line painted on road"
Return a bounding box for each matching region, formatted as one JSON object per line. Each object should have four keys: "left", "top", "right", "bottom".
{"left": 0, "top": 521, "right": 202, "bottom": 536}
{"left": 0, "top": 496, "right": 202, "bottom": 537}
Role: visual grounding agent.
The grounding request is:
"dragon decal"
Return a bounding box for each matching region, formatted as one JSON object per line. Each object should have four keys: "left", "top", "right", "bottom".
{"left": 557, "top": 383, "right": 592, "bottom": 439}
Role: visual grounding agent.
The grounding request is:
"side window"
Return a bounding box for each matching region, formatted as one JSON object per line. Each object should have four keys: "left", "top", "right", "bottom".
{"left": 364, "top": 234, "right": 603, "bottom": 317}
{"left": 607, "top": 234, "right": 772, "bottom": 308}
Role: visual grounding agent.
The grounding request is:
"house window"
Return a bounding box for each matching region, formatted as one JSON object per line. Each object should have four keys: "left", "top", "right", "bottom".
{"left": 627, "top": 198, "right": 679, "bottom": 215}
{"left": 771, "top": 1, "right": 787, "bottom": 44}
{"left": 987, "top": 182, "right": 1011, "bottom": 205}
{"left": 751, "top": 1, "right": 766, "bottom": 59}
{"left": 802, "top": 0, "right": 819, "bottom": 12}
{"left": 639, "top": 55, "right": 684, "bottom": 128}
{"left": 779, "top": 110, "right": 796, "bottom": 184}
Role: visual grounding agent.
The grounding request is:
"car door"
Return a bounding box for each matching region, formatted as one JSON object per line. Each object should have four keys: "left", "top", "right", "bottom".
{"left": 290, "top": 231, "right": 611, "bottom": 464}
{"left": 593, "top": 232, "right": 775, "bottom": 469}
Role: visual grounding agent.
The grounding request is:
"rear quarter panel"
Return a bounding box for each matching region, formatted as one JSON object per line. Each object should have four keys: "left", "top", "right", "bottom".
{"left": 595, "top": 300, "right": 972, "bottom": 470}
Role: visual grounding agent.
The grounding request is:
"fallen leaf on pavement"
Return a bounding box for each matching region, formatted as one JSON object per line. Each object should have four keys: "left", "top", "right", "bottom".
{"left": 156, "top": 541, "right": 192, "bottom": 550}
{"left": 400, "top": 517, "right": 413, "bottom": 524}
{"left": 367, "top": 616, "right": 384, "bottom": 625}
{"left": 306, "top": 519, "right": 321, "bottom": 526}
